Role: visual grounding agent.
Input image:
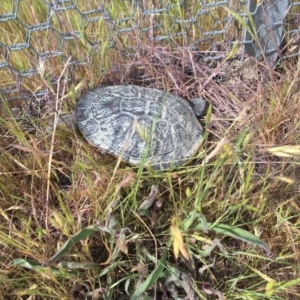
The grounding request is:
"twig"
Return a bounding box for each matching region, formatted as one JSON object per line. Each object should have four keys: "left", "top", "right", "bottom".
{"left": 45, "top": 56, "right": 72, "bottom": 226}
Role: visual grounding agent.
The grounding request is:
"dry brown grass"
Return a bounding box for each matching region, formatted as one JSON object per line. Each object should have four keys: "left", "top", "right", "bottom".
{"left": 2, "top": 47, "right": 300, "bottom": 298}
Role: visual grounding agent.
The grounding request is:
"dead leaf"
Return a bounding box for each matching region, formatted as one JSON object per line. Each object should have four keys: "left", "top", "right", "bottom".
{"left": 150, "top": 211, "right": 158, "bottom": 227}
{"left": 116, "top": 230, "right": 128, "bottom": 255}
{"left": 170, "top": 217, "right": 190, "bottom": 262}
{"left": 117, "top": 172, "right": 136, "bottom": 191}
{"left": 199, "top": 257, "right": 216, "bottom": 274}
{"left": 139, "top": 185, "right": 159, "bottom": 210}
{"left": 202, "top": 282, "right": 225, "bottom": 300}
{"left": 99, "top": 239, "right": 112, "bottom": 266}
{"left": 155, "top": 198, "right": 164, "bottom": 210}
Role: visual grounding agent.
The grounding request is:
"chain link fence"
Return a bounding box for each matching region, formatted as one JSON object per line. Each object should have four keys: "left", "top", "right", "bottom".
{"left": 0, "top": 0, "right": 299, "bottom": 104}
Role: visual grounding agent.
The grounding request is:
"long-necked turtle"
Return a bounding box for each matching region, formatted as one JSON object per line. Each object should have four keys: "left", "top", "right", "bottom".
{"left": 75, "top": 85, "right": 205, "bottom": 170}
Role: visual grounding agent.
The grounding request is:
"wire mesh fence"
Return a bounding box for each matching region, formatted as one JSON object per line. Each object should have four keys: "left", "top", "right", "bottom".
{"left": 0, "top": 0, "right": 299, "bottom": 104}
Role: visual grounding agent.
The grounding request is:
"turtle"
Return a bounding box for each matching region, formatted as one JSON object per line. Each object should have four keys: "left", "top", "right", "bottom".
{"left": 75, "top": 85, "right": 206, "bottom": 170}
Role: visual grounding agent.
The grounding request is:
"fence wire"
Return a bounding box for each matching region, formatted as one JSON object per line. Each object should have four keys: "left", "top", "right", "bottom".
{"left": 0, "top": 0, "right": 299, "bottom": 103}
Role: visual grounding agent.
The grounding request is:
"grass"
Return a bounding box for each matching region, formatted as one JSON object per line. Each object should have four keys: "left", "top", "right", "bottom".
{"left": 1, "top": 0, "right": 300, "bottom": 299}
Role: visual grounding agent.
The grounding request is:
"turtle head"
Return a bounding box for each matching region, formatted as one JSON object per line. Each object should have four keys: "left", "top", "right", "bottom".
{"left": 189, "top": 97, "right": 206, "bottom": 118}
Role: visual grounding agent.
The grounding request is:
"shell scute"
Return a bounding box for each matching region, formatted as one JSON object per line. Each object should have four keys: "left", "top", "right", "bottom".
{"left": 80, "top": 117, "right": 99, "bottom": 137}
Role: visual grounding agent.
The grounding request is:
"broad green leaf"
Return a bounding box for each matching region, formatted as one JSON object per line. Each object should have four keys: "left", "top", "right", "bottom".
{"left": 10, "top": 258, "right": 44, "bottom": 270}
{"left": 45, "top": 225, "right": 104, "bottom": 265}
{"left": 131, "top": 251, "right": 167, "bottom": 300}
{"left": 191, "top": 221, "right": 270, "bottom": 254}
{"left": 209, "top": 223, "right": 270, "bottom": 254}
{"left": 183, "top": 211, "right": 208, "bottom": 233}
{"left": 58, "top": 261, "right": 100, "bottom": 270}
{"left": 10, "top": 258, "right": 78, "bottom": 275}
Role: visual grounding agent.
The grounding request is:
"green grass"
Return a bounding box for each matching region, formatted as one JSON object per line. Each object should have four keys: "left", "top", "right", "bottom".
{"left": 1, "top": 0, "right": 300, "bottom": 299}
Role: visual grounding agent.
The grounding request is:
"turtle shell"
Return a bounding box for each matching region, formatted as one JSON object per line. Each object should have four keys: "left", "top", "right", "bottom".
{"left": 75, "top": 85, "right": 204, "bottom": 170}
